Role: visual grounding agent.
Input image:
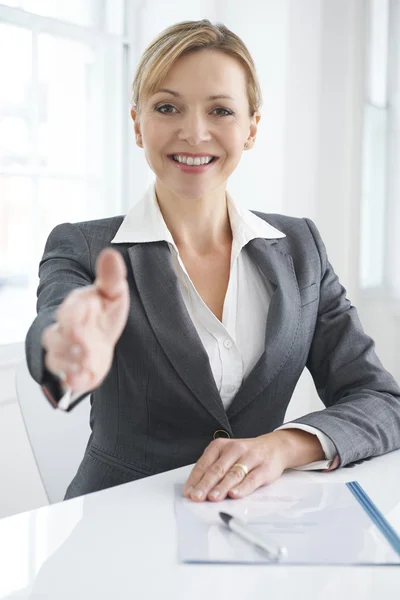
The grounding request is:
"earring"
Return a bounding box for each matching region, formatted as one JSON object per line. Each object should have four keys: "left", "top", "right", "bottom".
{"left": 244, "top": 142, "right": 249, "bottom": 149}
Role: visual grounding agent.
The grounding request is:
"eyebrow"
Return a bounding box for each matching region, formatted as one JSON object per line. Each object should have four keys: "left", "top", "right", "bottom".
{"left": 154, "top": 88, "right": 235, "bottom": 101}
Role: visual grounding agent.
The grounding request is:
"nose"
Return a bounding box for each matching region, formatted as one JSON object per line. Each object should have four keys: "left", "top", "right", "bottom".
{"left": 177, "top": 110, "right": 212, "bottom": 146}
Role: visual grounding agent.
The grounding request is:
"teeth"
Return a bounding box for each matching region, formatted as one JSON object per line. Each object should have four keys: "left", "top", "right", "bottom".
{"left": 172, "top": 155, "right": 214, "bottom": 165}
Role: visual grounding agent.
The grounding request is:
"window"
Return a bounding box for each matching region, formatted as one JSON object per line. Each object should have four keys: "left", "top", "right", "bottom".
{"left": 386, "top": 0, "right": 400, "bottom": 297}
{"left": 360, "top": 0, "right": 389, "bottom": 289}
{"left": 360, "top": 0, "right": 400, "bottom": 296}
{"left": 1, "top": 0, "right": 101, "bottom": 29}
{"left": 0, "top": 1, "right": 132, "bottom": 344}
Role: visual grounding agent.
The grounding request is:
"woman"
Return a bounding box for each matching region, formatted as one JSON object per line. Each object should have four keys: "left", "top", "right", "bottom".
{"left": 26, "top": 20, "right": 400, "bottom": 503}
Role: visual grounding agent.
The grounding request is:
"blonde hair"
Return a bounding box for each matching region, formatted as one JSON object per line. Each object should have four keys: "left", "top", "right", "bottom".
{"left": 132, "top": 19, "right": 262, "bottom": 117}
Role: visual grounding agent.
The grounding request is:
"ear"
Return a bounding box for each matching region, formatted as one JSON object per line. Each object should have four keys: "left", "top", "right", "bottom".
{"left": 245, "top": 111, "right": 261, "bottom": 150}
{"left": 130, "top": 108, "right": 143, "bottom": 148}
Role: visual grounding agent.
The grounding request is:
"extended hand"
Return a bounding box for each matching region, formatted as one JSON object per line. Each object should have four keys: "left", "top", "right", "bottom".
{"left": 41, "top": 247, "right": 130, "bottom": 393}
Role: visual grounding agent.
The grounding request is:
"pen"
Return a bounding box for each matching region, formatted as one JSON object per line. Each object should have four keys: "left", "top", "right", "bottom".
{"left": 219, "top": 512, "right": 287, "bottom": 561}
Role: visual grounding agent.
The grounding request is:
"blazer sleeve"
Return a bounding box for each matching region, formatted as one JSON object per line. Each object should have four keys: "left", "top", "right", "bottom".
{"left": 25, "top": 222, "right": 95, "bottom": 406}
{"left": 289, "top": 217, "right": 400, "bottom": 467}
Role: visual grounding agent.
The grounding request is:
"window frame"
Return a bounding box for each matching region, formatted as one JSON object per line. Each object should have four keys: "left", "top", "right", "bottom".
{"left": 0, "top": 1, "right": 135, "bottom": 345}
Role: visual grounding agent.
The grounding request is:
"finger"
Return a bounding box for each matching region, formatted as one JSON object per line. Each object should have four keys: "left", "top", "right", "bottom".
{"left": 45, "top": 323, "right": 93, "bottom": 389}
{"left": 42, "top": 323, "right": 77, "bottom": 372}
{"left": 207, "top": 452, "right": 262, "bottom": 501}
{"left": 95, "top": 248, "right": 127, "bottom": 300}
{"left": 56, "top": 289, "right": 101, "bottom": 334}
{"left": 46, "top": 320, "right": 87, "bottom": 363}
{"left": 63, "top": 363, "right": 96, "bottom": 392}
{"left": 183, "top": 439, "right": 228, "bottom": 498}
{"left": 59, "top": 324, "right": 105, "bottom": 390}
{"left": 186, "top": 442, "right": 244, "bottom": 502}
{"left": 45, "top": 336, "right": 81, "bottom": 381}
{"left": 53, "top": 356, "right": 95, "bottom": 393}
{"left": 227, "top": 462, "right": 283, "bottom": 500}
{"left": 52, "top": 322, "right": 86, "bottom": 360}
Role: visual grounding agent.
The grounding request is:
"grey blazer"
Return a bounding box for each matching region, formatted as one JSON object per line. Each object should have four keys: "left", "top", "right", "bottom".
{"left": 25, "top": 212, "right": 400, "bottom": 500}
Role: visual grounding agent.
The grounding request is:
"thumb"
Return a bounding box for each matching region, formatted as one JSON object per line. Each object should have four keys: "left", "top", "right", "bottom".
{"left": 94, "top": 248, "right": 127, "bottom": 300}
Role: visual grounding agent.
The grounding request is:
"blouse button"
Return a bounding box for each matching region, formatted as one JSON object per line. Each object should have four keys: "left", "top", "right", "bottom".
{"left": 225, "top": 384, "right": 236, "bottom": 394}
{"left": 223, "top": 339, "right": 233, "bottom": 349}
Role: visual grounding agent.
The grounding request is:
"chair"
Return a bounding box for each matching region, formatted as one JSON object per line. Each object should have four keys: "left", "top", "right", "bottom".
{"left": 15, "top": 358, "right": 91, "bottom": 504}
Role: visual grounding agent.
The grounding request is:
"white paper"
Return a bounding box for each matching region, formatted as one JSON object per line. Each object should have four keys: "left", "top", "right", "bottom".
{"left": 174, "top": 479, "right": 400, "bottom": 565}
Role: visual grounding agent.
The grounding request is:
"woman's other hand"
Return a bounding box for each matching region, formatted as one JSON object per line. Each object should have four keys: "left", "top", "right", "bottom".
{"left": 41, "top": 248, "right": 130, "bottom": 393}
{"left": 183, "top": 429, "right": 325, "bottom": 501}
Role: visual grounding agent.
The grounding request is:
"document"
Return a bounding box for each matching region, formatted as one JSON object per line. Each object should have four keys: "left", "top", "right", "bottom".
{"left": 174, "top": 479, "right": 400, "bottom": 565}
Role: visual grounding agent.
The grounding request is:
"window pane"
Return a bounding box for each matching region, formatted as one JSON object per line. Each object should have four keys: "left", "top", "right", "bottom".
{"left": 0, "top": 176, "right": 96, "bottom": 345}
{"left": 38, "top": 34, "right": 97, "bottom": 175}
{"left": 0, "top": 24, "right": 32, "bottom": 168}
{"left": 0, "top": 1, "right": 23, "bottom": 8}
{"left": 21, "top": 0, "right": 101, "bottom": 29}
{"left": 0, "top": 177, "right": 36, "bottom": 345}
{"left": 367, "top": 0, "right": 389, "bottom": 107}
{"left": 360, "top": 105, "right": 387, "bottom": 288}
{"left": 37, "top": 178, "right": 89, "bottom": 254}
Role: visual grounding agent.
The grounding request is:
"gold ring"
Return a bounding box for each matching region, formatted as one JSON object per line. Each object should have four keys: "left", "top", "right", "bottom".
{"left": 232, "top": 463, "right": 249, "bottom": 477}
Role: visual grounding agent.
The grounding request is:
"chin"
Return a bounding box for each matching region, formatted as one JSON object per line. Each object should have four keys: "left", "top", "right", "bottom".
{"left": 165, "top": 180, "right": 215, "bottom": 201}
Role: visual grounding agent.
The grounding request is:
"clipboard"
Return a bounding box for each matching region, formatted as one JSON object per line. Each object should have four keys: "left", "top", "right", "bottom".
{"left": 174, "top": 479, "right": 400, "bottom": 565}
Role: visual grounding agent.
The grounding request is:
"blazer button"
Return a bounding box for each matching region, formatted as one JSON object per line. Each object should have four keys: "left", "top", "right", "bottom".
{"left": 213, "top": 429, "right": 231, "bottom": 440}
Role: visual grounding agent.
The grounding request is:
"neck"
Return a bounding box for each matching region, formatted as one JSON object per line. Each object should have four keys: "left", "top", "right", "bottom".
{"left": 155, "top": 180, "right": 232, "bottom": 255}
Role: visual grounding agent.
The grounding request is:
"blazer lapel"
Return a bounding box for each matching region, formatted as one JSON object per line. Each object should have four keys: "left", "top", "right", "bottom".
{"left": 226, "top": 238, "right": 301, "bottom": 419}
{"left": 128, "top": 242, "right": 231, "bottom": 430}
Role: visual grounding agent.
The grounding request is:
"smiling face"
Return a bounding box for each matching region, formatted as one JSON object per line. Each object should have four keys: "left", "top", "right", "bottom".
{"left": 131, "top": 49, "right": 260, "bottom": 201}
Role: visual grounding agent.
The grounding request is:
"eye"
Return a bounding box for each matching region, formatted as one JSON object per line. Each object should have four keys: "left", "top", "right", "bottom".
{"left": 155, "top": 103, "right": 177, "bottom": 114}
{"left": 212, "top": 107, "right": 234, "bottom": 117}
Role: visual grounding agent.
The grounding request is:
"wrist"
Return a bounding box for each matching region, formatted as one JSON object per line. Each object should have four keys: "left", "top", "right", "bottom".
{"left": 267, "top": 429, "right": 325, "bottom": 469}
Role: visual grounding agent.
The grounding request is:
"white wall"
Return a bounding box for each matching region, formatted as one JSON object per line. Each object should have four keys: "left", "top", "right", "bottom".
{"left": 216, "top": 0, "right": 290, "bottom": 213}
{"left": 3, "top": 0, "right": 397, "bottom": 518}
{"left": 315, "top": 0, "right": 365, "bottom": 305}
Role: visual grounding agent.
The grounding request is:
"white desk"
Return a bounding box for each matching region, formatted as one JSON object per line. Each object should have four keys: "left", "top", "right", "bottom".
{"left": 1, "top": 449, "right": 400, "bottom": 600}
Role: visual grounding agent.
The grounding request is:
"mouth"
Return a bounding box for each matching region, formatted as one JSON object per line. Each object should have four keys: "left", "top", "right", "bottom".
{"left": 167, "top": 154, "right": 219, "bottom": 173}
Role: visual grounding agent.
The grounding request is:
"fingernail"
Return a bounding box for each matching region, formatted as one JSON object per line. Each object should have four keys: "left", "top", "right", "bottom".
{"left": 209, "top": 490, "right": 220, "bottom": 500}
{"left": 68, "top": 363, "right": 80, "bottom": 373}
{"left": 194, "top": 490, "right": 204, "bottom": 500}
{"left": 185, "top": 486, "right": 194, "bottom": 497}
{"left": 231, "top": 488, "right": 240, "bottom": 496}
{"left": 71, "top": 345, "right": 82, "bottom": 356}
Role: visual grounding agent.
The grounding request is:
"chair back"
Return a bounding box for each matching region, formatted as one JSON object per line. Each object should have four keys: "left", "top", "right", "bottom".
{"left": 15, "top": 358, "right": 91, "bottom": 503}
